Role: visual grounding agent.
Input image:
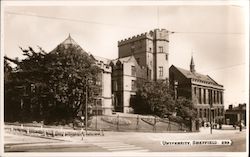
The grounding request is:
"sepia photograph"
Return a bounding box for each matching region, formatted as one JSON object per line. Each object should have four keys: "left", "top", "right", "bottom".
{"left": 1, "top": 0, "right": 249, "bottom": 157}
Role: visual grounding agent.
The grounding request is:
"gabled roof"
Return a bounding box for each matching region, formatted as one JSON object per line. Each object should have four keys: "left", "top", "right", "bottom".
{"left": 111, "top": 56, "right": 136, "bottom": 65}
{"left": 171, "top": 65, "right": 223, "bottom": 86}
{"left": 92, "top": 55, "right": 111, "bottom": 65}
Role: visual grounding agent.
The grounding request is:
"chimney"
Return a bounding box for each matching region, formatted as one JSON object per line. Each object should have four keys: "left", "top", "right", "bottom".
{"left": 229, "top": 105, "right": 233, "bottom": 110}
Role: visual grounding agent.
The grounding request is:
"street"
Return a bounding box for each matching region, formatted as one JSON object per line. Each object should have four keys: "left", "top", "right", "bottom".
{"left": 4, "top": 127, "right": 246, "bottom": 152}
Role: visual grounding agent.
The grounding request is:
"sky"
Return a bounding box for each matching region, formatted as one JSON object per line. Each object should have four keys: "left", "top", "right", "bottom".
{"left": 2, "top": 2, "right": 248, "bottom": 108}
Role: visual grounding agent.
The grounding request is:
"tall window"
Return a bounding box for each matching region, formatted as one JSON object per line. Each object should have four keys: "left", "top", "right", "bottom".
{"left": 194, "top": 87, "right": 197, "bottom": 95}
{"left": 217, "top": 91, "right": 220, "bottom": 104}
{"left": 131, "top": 80, "right": 136, "bottom": 91}
{"left": 147, "top": 69, "right": 151, "bottom": 79}
{"left": 131, "top": 66, "right": 136, "bottom": 76}
{"left": 112, "top": 80, "right": 117, "bottom": 91}
{"left": 166, "top": 54, "right": 168, "bottom": 60}
{"left": 204, "top": 109, "right": 207, "bottom": 118}
{"left": 220, "top": 92, "right": 223, "bottom": 104}
{"left": 199, "top": 88, "right": 202, "bottom": 104}
{"left": 203, "top": 89, "right": 206, "bottom": 104}
{"left": 199, "top": 109, "right": 202, "bottom": 118}
{"left": 213, "top": 91, "right": 216, "bottom": 104}
{"left": 159, "top": 66, "right": 163, "bottom": 77}
{"left": 117, "top": 79, "right": 122, "bottom": 90}
{"left": 159, "top": 46, "right": 163, "bottom": 53}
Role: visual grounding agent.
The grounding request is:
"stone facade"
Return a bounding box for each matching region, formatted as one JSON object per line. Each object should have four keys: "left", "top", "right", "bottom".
{"left": 90, "top": 55, "right": 112, "bottom": 115}
{"left": 110, "top": 29, "right": 171, "bottom": 113}
{"left": 110, "top": 56, "right": 147, "bottom": 113}
{"left": 55, "top": 35, "right": 113, "bottom": 115}
{"left": 224, "top": 104, "right": 246, "bottom": 126}
{"left": 169, "top": 57, "right": 224, "bottom": 124}
{"left": 118, "top": 29, "right": 170, "bottom": 81}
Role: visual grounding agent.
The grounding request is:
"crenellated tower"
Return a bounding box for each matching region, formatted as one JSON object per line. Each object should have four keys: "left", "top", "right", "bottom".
{"left": 118, "top": 29, "right": 171, "bottom": 81}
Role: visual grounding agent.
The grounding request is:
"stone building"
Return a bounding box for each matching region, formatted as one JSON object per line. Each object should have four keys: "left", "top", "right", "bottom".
{"left": 90, "top": 55, "right": 112, "bottom": 115}
{"left": 169, "top": 56, "right": 224, "bottom": 123}
{"left": 110, "top": 29, "right": 172, "bottom": 113}
{"left": 54, "top": 35, "right": 113, "bottom": 115}
{"left": 110, "top": 56, "right": 147, "bottom": 113}
{"left": 224, "top": 103, "right": 246, "bottom": 126}
{"left": 118, "top": 29, "right": 171, "bottom": 81}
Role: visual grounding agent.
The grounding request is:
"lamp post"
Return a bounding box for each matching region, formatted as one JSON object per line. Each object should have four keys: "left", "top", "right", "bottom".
{"left": 80, "top": 116, "right": 84, "bottom": 140}
{"left": 85, "top": 77, "right": 89, "bottom": 136}
{"left": 95, "top": 99, "right": 98, "bottom": 131}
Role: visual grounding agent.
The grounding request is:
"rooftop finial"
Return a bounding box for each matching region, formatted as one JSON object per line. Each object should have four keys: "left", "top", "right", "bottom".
{"left": 190, "top": 50, "right": 195, "bottom": 73}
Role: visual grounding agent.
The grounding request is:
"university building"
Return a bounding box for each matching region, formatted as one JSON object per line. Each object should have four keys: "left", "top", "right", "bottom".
{"left": 49, "top": 29, "right": 224, "bottom": 119}
{"left": 169, "top": 57, "right": 224, "bottom": 123}
{"left": 52, "top": 35, "right": 113, "bottom": 115}
{"left": 110, "top": 29, "right": 171, "bottom": 113}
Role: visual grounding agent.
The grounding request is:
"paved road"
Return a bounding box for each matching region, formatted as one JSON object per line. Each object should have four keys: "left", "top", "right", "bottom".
{"left": 4, "top": 128, "right": 246, "bottom": 152}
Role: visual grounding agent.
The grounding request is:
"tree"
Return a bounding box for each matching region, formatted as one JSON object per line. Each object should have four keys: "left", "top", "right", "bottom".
{"left": 175, "top": 96, "right": 197, "bottom": 123}
{"left": 131, "top": 80, "right": 175, "bottom": 117}
{"left": 4, "top": 44, "right": 101, "bottom": 124}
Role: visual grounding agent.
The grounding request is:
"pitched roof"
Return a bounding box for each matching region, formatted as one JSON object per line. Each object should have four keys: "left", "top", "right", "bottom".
{"left": 111, "top": 56, "right": 135, "bottom": 65}
{"left": 50, "top": 34, "right": 88, "bottom": 54}
{"left": 172, "top": 65, "right": 222, "bottom": 86}
{"left": 91, "top": 55, "right": 111, "bottom": 65}
{"left": 61, "top": 34, "right": 78, "bottom": 46}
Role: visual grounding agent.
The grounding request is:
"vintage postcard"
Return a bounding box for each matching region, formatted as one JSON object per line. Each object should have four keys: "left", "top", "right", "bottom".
{"left": 1, "top": 0, "right": 249, "bottom": 157}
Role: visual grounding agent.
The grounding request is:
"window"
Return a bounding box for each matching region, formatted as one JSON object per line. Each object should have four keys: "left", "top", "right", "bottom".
{"left": 217, "top": 91, "right": 220, "bottom": 104}
{"left": 159, "top": 46, "right": 163, "bottom": 53}
{"left": 213, "top": 91, "right": 216, "bottom": 103}
{"left": 112, "top": 80, "right": 117, "bottom": 91}
{"left": 131, "top": 66, "right": 136, "bottom": 76}
{"left": 159, "top": 66, "right": 163, "bottom": 77}
{"left": 199, "top": 109, "right": 202, "bottom": 118}
{"left": 131, "top": 80, "right": 136, "bottom": 91}
{"left": 204, "top": 109, "right": 207, "bottom": 118}
{"left": 147, "top": 69, "right": 151, "bottom": 79}
{"left": 117, "top": 79, "right": 122, "bottom": 90}
{"left": 149, "top": 47, "right": 152, "bottom": 52}
{"left": 166, "top": 54, "right": 168, "bottom": 60}
{"left": 220, "top": 92, "right": 223, "bottom": 104}
{"left": 203, "top": 89, "right": 206, "bottom": 104}
{"left": 198, "top": 88, "right": 202, "bottom": 104}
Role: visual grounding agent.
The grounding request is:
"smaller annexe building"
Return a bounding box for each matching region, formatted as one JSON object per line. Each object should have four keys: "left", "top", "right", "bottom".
{"left": 224, "top": 103, "right": 246, "bottom": 126}
{"left": 169, "top": 57, "right": 224, "bottom": 124}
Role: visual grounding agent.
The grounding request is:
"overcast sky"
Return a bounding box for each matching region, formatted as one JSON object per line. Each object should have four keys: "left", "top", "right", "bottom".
{"left": 3, "top": 3, "right": 248, "bottom": 108}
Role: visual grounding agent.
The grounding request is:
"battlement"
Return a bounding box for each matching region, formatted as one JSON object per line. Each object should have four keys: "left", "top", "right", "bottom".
{"left": 118, "top": 29, "right": 170, "bottom": 46}
{"left": 118, "top": 32, "right": 150, "bottom": 46}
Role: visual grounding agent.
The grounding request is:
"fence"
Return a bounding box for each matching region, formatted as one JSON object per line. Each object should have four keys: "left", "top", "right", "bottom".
{"left": 5, "top": 124, "right": 103, "bottom": 138}
{"left": 88, "top": 114, "right": 190, "bottom": 132}
{"left": 5, "top": 114, "right": 193, "bottom": 134}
